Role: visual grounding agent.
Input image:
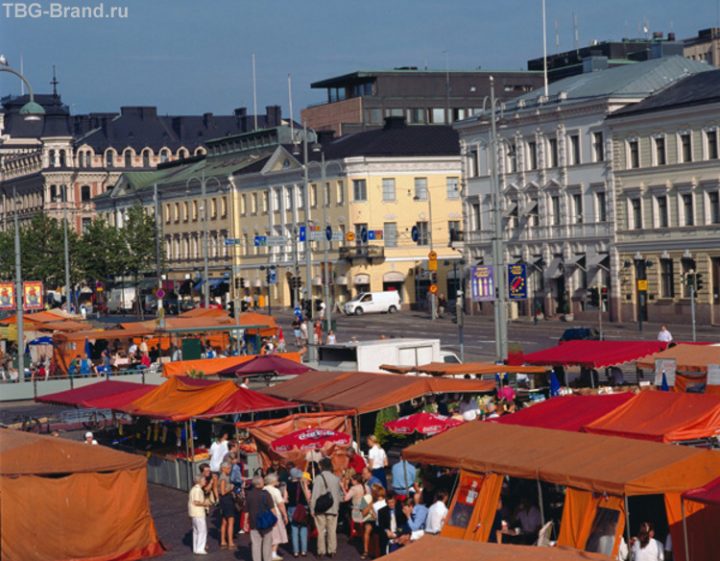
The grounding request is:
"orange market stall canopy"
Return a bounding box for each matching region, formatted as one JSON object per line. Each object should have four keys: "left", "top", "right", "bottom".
{"left": 512, "top": 340, "right": 667, "bottom": 368}
{"left": 0, "top": 428, "right": 164, "bottom": 561}
{"left": 380, "top": 362, "right": 547, "bottom": 376}
{"left": 582, "top": 391, "right": 720, "bottom": 443}
{"left": 127, "top": 310, "right": 279, "bottom": 337}
{"left": 261, "top": 371, "right": 495, "bottom": 414}
{"left": 377, "top": 535, "right": 611, "bottom": 561}
{"left": 162, "top": 352, "right": 302, "bottom": 377}
{"left": 636, "top": 343, "right": 720, "bottom": 373}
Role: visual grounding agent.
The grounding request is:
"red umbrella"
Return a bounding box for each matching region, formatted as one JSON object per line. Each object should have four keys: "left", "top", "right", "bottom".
{"left": 384, "top": 412, "right": 463, "bottom": 436}
{"left": 270, "top": 427, "right": 352, "bottom": 453}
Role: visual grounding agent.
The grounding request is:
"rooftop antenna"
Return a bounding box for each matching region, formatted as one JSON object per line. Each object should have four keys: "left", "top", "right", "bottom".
{"left": 573, "top": 12, "right": 580, "bottom": 54}
{"left": 641, "top": 18, "right": 650, "bottom": 39}
{"left": 444, "top": 50, "right": 450, "bottom": 120}
{"left": 252, "top": 53, "right": 258, "bottom": 131}
{"left": 51, "top": 64, "right": 59, "bottom": 97}
{"left": 554, "top": 19, "right": 560, "bottom": 52}
{"left": 287, "top": 73, "right": 295, "bottom": 141}
{"left": 19, "top": 55, "right": 24, "bottom": 95}
{"left": 542, "top": 0, "right": 548, "bottom": 97}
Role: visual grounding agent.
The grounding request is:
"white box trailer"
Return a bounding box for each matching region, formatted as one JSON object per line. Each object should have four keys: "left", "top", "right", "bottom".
{"left": 107, "top": 287, "right": 136, "bottom": 313}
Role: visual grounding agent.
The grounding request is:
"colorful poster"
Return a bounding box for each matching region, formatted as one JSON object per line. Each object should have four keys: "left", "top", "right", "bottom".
{"left": 23, "top": 281, "right": 44, "bottom": 310}
{"left": 447, "top": 471, "right": 485, "bottom": 529}
{"left": 507, "top": 264, "right": 528, "bottom": 300}
{"left": 471, "top": 266, "right": 495, "bottom": 302}
{"left": 0, "top": 282, "right": 15, "bottom": 309}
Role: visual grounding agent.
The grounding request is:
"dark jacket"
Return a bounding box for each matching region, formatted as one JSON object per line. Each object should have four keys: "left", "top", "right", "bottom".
{"left": 245, "top": 487, "right": 275, "bottom": 533}
{"left": 377, "top": 504, "right": 408, "bottom": 551}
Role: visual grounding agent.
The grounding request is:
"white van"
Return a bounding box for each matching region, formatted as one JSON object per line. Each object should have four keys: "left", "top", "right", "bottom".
{"left": 343, "top": 291, "right": 400, "bottom": 315}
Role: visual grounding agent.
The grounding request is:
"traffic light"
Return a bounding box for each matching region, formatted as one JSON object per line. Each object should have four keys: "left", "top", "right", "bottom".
{"left": 600, "top": 287, "right": 608, "bottom": 307}
{"left": 588, "top": 287, "right": 599, "bottom": 307}
{"left": 696, "top": 273, "right": 704, "bottom": 292}
{"left": 685, "top": 272, "right": 696, "bottom": 290}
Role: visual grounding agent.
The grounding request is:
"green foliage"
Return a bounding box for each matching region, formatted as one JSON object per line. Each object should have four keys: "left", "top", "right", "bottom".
{"left": 123, "top": 203, "right": 158, "bottom": 279}
{"left": 373, "top": 406, "right": 400, "bottom": 446}
{"left": 75, "top": 218, "right": 128, "bottom": 282}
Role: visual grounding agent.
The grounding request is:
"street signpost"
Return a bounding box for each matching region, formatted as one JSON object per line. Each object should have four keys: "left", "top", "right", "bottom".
{"left": 325, "top": 226, "right": 333, "bottom": 241}
{"left": 345, "top": 231, "right": 356, "bottom": 243}
{"left": 266, "top": 236, "right": 287, "bottom": 247}
{"left": 429, "top": 283, "right": 438, "bottom": 294}
{"left": 428, "top": 250, "right": 438, "bottom": 272}
{"left": 507, "top": 264, "right": 528, "bottom": 300}
{"left": 470, "top": 265, "right": 495, "bottom": 302}
{"left": 254, "top": 235, "right": 267, "bottom": 247}
{"left": 224, "top": 238, "right": 240, "bottom": 246}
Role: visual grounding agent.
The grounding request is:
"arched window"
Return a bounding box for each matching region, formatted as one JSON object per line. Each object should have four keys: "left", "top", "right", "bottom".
{"left": 77, "top": 152, "right": 84, "bottom": 168}
{"left": 164, "top": 203, "right": 171, "bottom": 224}
{"left": 50, "top": 185, "right": 58, "bottom": 202}
{"left": 165, "top": 239, "right": 172, "bottom": 260}
{"left": 160, "top": 149, "right": 170, "bottom": 163}
{"left": 81, "top": 185, "right": 91, "bottom": 202}
{"left": 142, "top": 150, "right": 151, "bottom": 167}
{"left": 183, "top": 201, "right": 189, "bottom": 221}
{"left": 194, "top": 147, "right": 205, "bottom": 156}
{"left": 211, "top": 198, "right": 217, "bottom": 218}
{"left": 59, "top": 150, "right": 67, "bottom": 167}
{"left": 178, "top": 148, "right": 188, "bottom": 160}
{"left": 192, "top": 237, "right": 199, "bottom": 258}
{"left": 124, "top": 150, "right": 133, "bottom": 168}
{"left": 48, "top": 149, "right": 56, "bottom": 167}
{"left": 183, "top": 237, "right": 190, "bottom": 259}
{"left": 105, "top": 150, "right": 114, "bottom": 168}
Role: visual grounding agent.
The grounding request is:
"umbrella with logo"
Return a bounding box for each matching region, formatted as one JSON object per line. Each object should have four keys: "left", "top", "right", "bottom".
{"left": 384, "top": 412, "right": 463, "bottom": 436}
{"left": 270, "top": 427, "right": 352, "bottom": 453}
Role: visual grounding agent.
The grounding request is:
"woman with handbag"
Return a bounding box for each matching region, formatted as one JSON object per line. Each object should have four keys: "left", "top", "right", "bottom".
{"left": 286, "top": 468, "right": 311, "bottom": 558}
{"left": 264, "top": 473, "right": 289, "bottom": 561}
{"left": 218, "top": 462, "right": 237, "bottom": 549}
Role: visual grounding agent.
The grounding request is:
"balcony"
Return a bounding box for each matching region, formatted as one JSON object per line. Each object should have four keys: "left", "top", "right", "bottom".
{"left": 338, "top": 245, "right": 385, "bottom": 263}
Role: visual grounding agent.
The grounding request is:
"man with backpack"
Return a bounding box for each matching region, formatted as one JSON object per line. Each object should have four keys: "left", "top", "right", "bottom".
{"left": 310, "top": 458, "right": 344, "bottom": 558}
{"left": 245, "top": 475, "right": 276, "bottom": 561}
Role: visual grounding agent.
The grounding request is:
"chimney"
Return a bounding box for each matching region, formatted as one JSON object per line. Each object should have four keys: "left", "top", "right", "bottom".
{"left": 234, "top": 107, "right": 248, "bottom": 131}
{"left": 582, "top": 56, "right": 608, "bottom": 74}
{"left": 668, "top": 32, "right": 676, "bottom": 41}
{"left": 265, "top": 105, "right": 282, "bottom": 128}
{"left": 383, "top": 116, "right": 407, "bottom": 130}
{"left": 316, "top": 130, "right": 335, "bottom": 146}
{"left": 203, "top": 112, "right": 213, "bottom": 128}
{"left": 172, "top": 116, "right": 185, "bottom": 138}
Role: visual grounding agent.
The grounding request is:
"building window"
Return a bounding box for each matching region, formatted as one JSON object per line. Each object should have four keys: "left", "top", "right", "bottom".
{"left": 430, "top": 108, "right": 446, "bottom": 124}
{"left": 416, "top": 221, "right": 429, "bottom": 245}
{"left": 631, "top": 198, "right": 642, "bottom": 230}
{"left": 527, "top": 141, "right": 538, "bottom": 170}
{"left": 572, "top": 193, "right": 583, "bottom": 224}
{"left": 323, "top": 182, "right": 331, "bottom": 206}
{"left": 528, "top": 199, "right": 539, "bottom": 227}
{"left": 311, "top": 184, "right": 317, "bottom": 208}
{"left": 192, "top": 200, "right": 198, "bottom": 220}
{"left": 682, "top": 193, "right": 694, "bottom": 226}
{"left": 596, "top": 191, "right": 607, "bottom": 222}
{"left": 569, "top": 134, "right": 581, "bottom": 165}
{"left": 221, "top": 196, "right": 228, "bottom": 217}
{"left": 707, "top": 129, "right": 719, "bottom": 160}
{"left": 182, "top": 201, "right": 189, "bottom": 221}
{"left": 628, "top": 140, "right": 639, "bottom": 169}
{"left": 336, "top": 181, "right": 345, "bottom": 205}
{"left": 680, "top": 133, "right": 692, "bottom": 163}
{"left": 468, "top": 149, "right": 480, "bottom": 177}
{"left": 124, "top": 151, "right": 133, "bottom": 168}
{"left": 384, "top": 222, "right": 398, "bottom": 247}
{"left": 471, "top": 202, "right": 481, "bottom": 230}
{"left": 708, "top": 191, "right": 720, "bottom": 224}
{"left": 80, "top": 185, "right": 91, "bottom": 202}
{"left": 660, "top": 259, "right": 675, "bottom": 298}
{"left": 82, "top": 217, "right": 92, "bottom": 234}
{"left": 656, "top": 195, "right": 669, "bottom": 228}
{"left": 592, "top": 132, "right": 604, "bottom": 162}
{"left": 366, "top": 109, "right": 382, "bottom": 124}
{"left": 507, "top": 198, "right": 519, "bottom": 228}
{"left": 48, "top": 149, "right": 56, "bottom": 167}
{"left": 507, "top": 143, "right": 517, "bottom": 173}
{"left": 551, "top": 195, "right": 561, "bottom": 225}
{"left": 142, "top": 150, "right": 151, "bottom": 167}
{"left": 448, "top": 220, "right": 461, "bottom": 242}
{"left": 164, "top": 203, "right": 171, "bottom": 224}
{"left": 160, "top": 149, "right": 170, "bottom": 163}
{"left": 252, "top": 193, "right": 259, "bottom": 214}
{"left": 414, "top": 177, "right": 428, "bottom": 201}
{"left": 548, "top": 137, "right": 558, "bottom": 168}
{"left": 105, "top": 151, "right": 114, "bottom": 168}
{"left": 446, "top": 177, "right": 459, "bottom": 199}
{"left": 353, "top": 179, "right": 367, "bottom": 201}
{"left": 408, "top": 108, "right": 426, "bottom": 124}
{"left": 174, "top": 203, "right": 180, "bottom": 222}
{"left": 654, "top": 137, "right": 666, "bottom": 165}
{"left": 382, "top": 178, "right": 396, "bottom": 201}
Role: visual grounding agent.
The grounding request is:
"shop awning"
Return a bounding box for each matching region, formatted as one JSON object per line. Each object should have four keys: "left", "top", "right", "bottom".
{"left": 234, "top": 355, "right": 315, "bottom": 376}
{"left": 683, "top": 477, "right": 720, "bottom": 507}
{"left": 261, "top": 371, "right": 495, "bottom": 414}
{"left": 376, "top": 535, "right": 611, "bottom": 561}
{"left": 636, "top": 343, "right": 720, "bottom": 373}
{"left": 36, "top": 380, "right": 155, "bottom": 409}
{"left": 494, "top": 393, "right": 635, "bottom": 432}
{"left": 513, "top": 340, "right": 667, "bottom": 369}
{"left": 402, "top": 421, "right": 720, "bottom": 496}
{"left": 179, "top": 307, "right": 229, "bottom": 319}
{"left": 162, "top": 352, "right": 302, "bottom": 377}
{"left": 383, "top": 362, "right": 548, "bottom": 376}
{"left": 583, "top": 391, "right": 720, "bottom": 443}
{"left": 195, "top": 387, "right": 299, "bottom": 418}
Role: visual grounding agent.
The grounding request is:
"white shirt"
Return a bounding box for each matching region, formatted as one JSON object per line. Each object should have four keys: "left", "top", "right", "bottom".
{"left": 368, "top": 445, "right": 387, "bottom": 470}
{"left": 209, "top": 440, "right": 228, "bottom": 472}
{"left": 657, "top": 329, "right": 673, "bottom": 343}
{"left": 631, "top": 538, "right": 664, "bottom": 561}
{"left": 425, "top": 501, "right": 448, "bottom": 534}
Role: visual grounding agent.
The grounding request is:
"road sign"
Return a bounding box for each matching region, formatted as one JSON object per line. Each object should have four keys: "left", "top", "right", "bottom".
{"left": 331, "top": 232, "right": 344, "bottom": 241}
{"left": 156, "top": 288, "right": 165, "bottom": 299}
{"left": 266, "top": 236, "right": 287, "bottom": 247}
{"left": 429, "top": 283, "right": 438, "bottom": 294}
{"left": 507, "top": 264, "right": 528, "bottom": 300}
{"left": 309, "top": 231, "right": 325, "bottom": 241}
{"left": 471, "top": 265, "right": 495, "bottom": 302}
{"left": 360, "top": 227, "right": 368, "bottom": 243}
{"left": 346, "top": 231, "right": 356, "bottom": 242}
{"left": 267, "top": 269, "right": 277, "bottom": 285}
{"left": 326, "top": 226, "right": 333, "bottom": 241}
{"left": 411, "top": 225, "right": 419, "bottom": 243}
{"left": 254, "top": 235, "right": 267, "bottom": 247}
{"left": 299, "top": 226, "right": 306, "bottom": 242}
{"left": 224, "top": 238, "right": 240, "bottom": 246}
{"left": 428, "top": 250, "right": 438, "bottom": 272}
{"left": 637, "top": 279, "right": 648, "bottom": 291}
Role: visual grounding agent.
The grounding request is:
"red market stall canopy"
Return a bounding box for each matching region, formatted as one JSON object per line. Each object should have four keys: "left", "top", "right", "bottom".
{"left": 196, "top": 386, "right": 298, "bottom": 418}
{"left": 493, "top": 393, "right": 635, "bottom": 432}
{"left": 36, "top": 380, "right": 155, "bottom": 410}
{"left": 385, "top": 411, "right": 464, "bottom": 436}
{"left": 583, "top": 391, "right": 720, "bottom": 443}
{"left": 270, "top": 427, "right": 352, "bottom": 453}
{"left": 683, "top": 477, "right": 720, "bottom": 507}
{"left": 235, "top": 355, "right": 316, "bottom": 376}
{"left": 162, "top": 352, "right": 302, "bottom": 377}
{"left": 636, "top": 343, "right": 720, "bottom": 373}
{"left": 513, "top": 340, "right": 667, "bottom": 369}
{"left": 261, "top": 371, "right": 495, "bottom": 414}
{"left": 402, "top": 421, "right": 720, "bottom": 496}
{"left": 380, "top": 362, "right": 547, "bottom": 376}
{"left": 377, "top": 536, "right": 611, "bottom": 561}
{"left": 0, "top": 429, "right": 163, "bottom": 561}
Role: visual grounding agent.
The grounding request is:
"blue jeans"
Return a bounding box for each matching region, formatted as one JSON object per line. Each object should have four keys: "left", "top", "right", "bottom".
{"left": 372, "top": 467, "right": 387, "bottom": 489}
{"left": 287, "top": 507, "right": 308, "bottom": 554}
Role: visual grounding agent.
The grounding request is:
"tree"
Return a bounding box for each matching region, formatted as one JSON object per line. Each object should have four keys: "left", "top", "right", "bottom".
{"left": 21, "top": 214, "right": 78, "bottom": 288}
{"left": 76, "top": 219, "right": 128, "bottom": 283}
{"left": 122, "top": 204, "right": 158, "bottom": 317}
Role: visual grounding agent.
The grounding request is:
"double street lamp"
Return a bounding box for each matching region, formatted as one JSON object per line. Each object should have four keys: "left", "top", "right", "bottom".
{"left": 1, "top": 56, "right": 46, "bottom": 379}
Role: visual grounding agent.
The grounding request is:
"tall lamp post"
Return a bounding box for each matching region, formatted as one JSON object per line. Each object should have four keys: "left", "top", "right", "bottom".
{"left": 186, "top": 172, "right": 223, "bottom": 309}
{"left": 1, "top": 56, "right": 46, "bottom": 379}
{"left": 61, "top": 184, "right": 72, "bottom": 312}
{"left": 301, "top": 122, "right": 316, "bottom": 361}
{"left": 414, "top": 184, "right": 436, "bottom": 320}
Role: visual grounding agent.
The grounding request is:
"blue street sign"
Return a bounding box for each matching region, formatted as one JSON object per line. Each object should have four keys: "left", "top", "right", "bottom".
{"left": 254, "top": 235, "right": 267, "bottom": 247}
{"left": 268, "top": 269, "right": 277, "bottom": 285}
{"left": 299, "top": 225, "right": 306, "bottom": 242}
{"left": 368, "top": 230, "right": 376, "bottom": 241}
{"left": 325, "top": 225, "right": 332, "bottom": 241}
{"left": 360, "top": 227, "right": 368, "bottom": 243}
{"left": 411, "top": 225, "right": 419, "bottom": 243}
{"left": 508, "top": 263, "right": 528, "bottom": 300}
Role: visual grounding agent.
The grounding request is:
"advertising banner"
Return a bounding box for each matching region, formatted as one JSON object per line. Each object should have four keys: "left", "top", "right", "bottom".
{"left": 470, "top": 266, "right": 495, "bottom": 302}
{"left": 23, "top": 281, "right": 44, "bottom": 310}
{"left": 0, "top": 282, "right": 15, "bottom": 310}
{"left": 507, "top": 264, "right": 528, "bottom": 300}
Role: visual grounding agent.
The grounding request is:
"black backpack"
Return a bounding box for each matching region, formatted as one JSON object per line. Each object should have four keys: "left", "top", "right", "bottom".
{"left": 314, "top": 473, "right": 334, "bottom": 514}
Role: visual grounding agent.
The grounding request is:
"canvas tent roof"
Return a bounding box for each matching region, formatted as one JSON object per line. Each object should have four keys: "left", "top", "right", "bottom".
{"left": 377, "top": 535, "right": 611, "bottom": 561}
{"left": 683, "top": 477, "right": 720, "bottom": 507}
{"left": 494, "top": 393, "right": 634, "bottom": 432}
{"left": 402, "top": 421, "right": 720, "bottom": 496}
{"left": 234, "top": 355, "right": 315, "bottom": 376}
{"left": 162, "top": 352, "right": 302, "bottom": 377}
{"left": 583, "top": 391, "right": 720, "bottom": 442}
{"left": 514, "top": 340, "right": 667, "bottom": 368}
{"left": 36, "top": 380, "right": 155, "bottom": 409}
{"left": 380, "top": 362, "right": 547, "bottom": 375}
{"left": 261, "top": 371, "right": 495, "bottom": 414}
{"left": 197, "top": 386, "right": 299, "bottom": 418}
{"left": 636, "top": 343, "right": 720, "bottom": 373}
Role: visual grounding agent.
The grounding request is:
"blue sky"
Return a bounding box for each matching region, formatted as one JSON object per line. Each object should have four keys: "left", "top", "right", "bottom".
{"left": 2, "top": 0, "right": 717, "bottom": 117}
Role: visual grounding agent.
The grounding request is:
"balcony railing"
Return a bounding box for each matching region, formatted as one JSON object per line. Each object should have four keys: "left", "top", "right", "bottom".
{"left": 338, "top": 245, "right": 385, "bottom": 263}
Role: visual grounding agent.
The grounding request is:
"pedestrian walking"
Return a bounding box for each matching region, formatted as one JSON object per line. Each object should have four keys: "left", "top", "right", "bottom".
{"left": 311, "top": 458, "right": 344, "bottom": 558}
{"left": 657, "top": 325, "right": 673, "bottom": 344}
{"left": 264, "top": 473, "right": 288, "bottom": 561}
{"left": 218, "top": 462, "right": 237, "bottom": 549}
{"left": 437, "top": 294, "right": 447, "bottom": 318}
{"left": 286, "top": 467, "right": 311, "bottom": 558}
{"left": 246, "top": 475, "right": 276, "bottom": 561}
{"left": 189, "top": 474, "right": 211, "bottom": 555}
{"left": 366, "top": 435, "right": 388, "bottom": 489}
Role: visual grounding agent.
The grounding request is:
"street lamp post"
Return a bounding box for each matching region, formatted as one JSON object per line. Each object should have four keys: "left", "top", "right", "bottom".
{"left": 61, "top": 185, "right": 72, "bottom": 312}
{"left": 414, "top": 185, "right": 436, "bottom": 320}
{"left": 301, "top": 122, "right": 316, "bottom": 361}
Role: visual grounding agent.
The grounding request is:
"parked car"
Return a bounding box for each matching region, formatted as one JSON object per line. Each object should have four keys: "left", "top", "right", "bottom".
{"left": 559, "top": 327, "right": 600, "bottom": 343}
{"left": 343, "top": 291, "right": 401, "bottom": 315}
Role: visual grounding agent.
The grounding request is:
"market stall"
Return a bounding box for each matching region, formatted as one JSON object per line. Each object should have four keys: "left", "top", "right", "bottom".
{"left": 0, "top": 428, "right": 164, "bottom": 561}
{"left": 36, "top": 379, "right": 155, "bottom": 409}
{"left": 162, "top": 352, "right": 303, "bottom": 377}
{"left": 636, "top": 343, "right": 720, "bottom": 394}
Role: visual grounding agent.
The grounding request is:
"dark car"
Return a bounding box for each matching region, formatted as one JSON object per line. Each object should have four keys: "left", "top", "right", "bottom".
{"left": 559, "top": 327, "right": 600, "bottom": 343}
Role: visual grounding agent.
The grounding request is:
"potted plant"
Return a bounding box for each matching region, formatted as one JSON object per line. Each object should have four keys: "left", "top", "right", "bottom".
{"left": 561, "top": 300, "right": 574, "bottom": 322}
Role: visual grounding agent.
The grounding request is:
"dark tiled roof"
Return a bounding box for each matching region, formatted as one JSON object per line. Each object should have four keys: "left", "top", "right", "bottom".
{"left": 609, "top": 68, "right": 720, "bottom": 118}
{"left": 1, "top": 94, "right": 73, "bottom": 138}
